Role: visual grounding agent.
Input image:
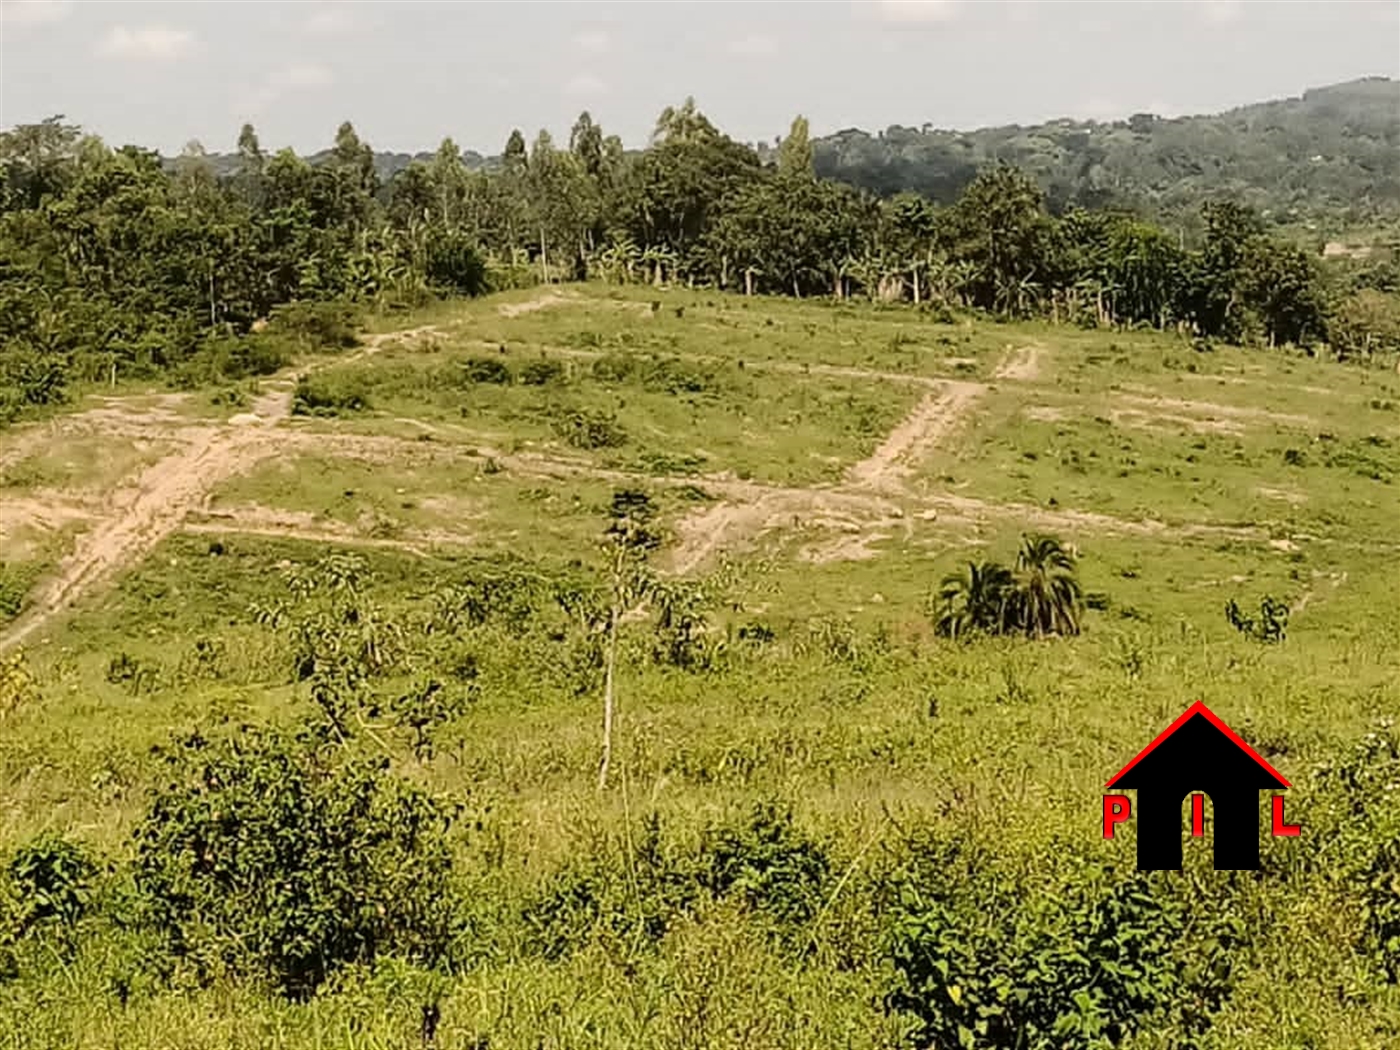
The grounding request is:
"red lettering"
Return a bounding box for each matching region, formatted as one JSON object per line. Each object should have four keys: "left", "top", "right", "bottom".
{"left": 1191, "top": 793, "right": 1205, "bottom": 837}
{"left": 1272, "top": 795, "right": 1301, "bottom": 836}
{"left": 1103, "top": 794, "right": 1131, "bottom": 838}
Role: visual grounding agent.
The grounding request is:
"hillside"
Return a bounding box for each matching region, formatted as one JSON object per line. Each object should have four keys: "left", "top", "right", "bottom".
{"left": 810, "top": 77, "right": 1400, "bottom": 222}
{"left": 3, "top": 285, "right": 1400, "bottom": 1043}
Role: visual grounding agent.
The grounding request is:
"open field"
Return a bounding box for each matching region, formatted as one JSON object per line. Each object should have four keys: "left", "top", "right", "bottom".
{"left": 2, "top": 284, "right": 1400, "bottom": 1048}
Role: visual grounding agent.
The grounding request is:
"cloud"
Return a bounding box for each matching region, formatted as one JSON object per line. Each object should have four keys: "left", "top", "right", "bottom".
{"left": 96, "top": 25, "right": 196, "bottom": 60}
{"left": 1197, "top": 0, "right": 1242, "bottom": 24}
{"left": 866, "top": 0, "right": 961, "bottom": 24}
{"left": 282, "top": 63, "right": 335, "bottom": 88}
{"left": 233, "top": 63, "right": 335, "bottom": 118}
{"left": 574, "top": 28, "right": 611, "bottom": 53}
{"left": 563, "top": 73, "right": 609, "bottom": 99}
{"left": 0, "top": 0, "right": 71, "bottom": 25}
{"left": 301, "top": 8, "right": 368, "bottom": 35}
{"left": 727, "top": 33, "right": 777, "bottom": 57}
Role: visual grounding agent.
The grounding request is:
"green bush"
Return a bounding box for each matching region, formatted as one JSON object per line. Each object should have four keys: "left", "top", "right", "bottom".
{"left": 550, "top": 406, "right": 628, "bottom": 449}
{"left": 292, "top": 371, "right": 372, "bottom": 415}
{"left": 131, "top": 727, "right": 463, "bottom": 999}
{"left": 701, "top": 803, "right": 829, "bottom": 930}
{"left": 885, "top": 836, "right": 1242, "bottom": 1050}
{"left": 523, "top": 813, "right": 702, "bottom": 961}
{"left": 424, "top": 231, "right": 488, "bottom": 297}
{"left": 267, "top": 300, "right": 362, "bottom": 350}
{"left": 518, "top": 358, "right": 566, "bottom": 386}
{"left": 2, "top": 834, "right": 99, "bottom": 936}
{"left": 460, "top": 356, "right": 513, "bottom": 385}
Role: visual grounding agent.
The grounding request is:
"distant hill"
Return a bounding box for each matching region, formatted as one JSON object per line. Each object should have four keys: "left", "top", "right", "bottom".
{"left": 808, "top": 77, "right": 1400, "bottom": 223}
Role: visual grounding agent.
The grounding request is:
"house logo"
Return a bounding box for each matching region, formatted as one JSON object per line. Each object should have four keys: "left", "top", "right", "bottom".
{"left": 1103, "top": 701, "right": 1300, "bottom": 870}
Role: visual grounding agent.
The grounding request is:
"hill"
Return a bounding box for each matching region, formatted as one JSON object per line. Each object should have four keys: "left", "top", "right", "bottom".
{"left": 809, "top": 77, "right": 1400, "bottom": 222}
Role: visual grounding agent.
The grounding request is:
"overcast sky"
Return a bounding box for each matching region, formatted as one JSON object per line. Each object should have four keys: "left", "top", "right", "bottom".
{"left": 2, "top": 0, "right": 1397, "bottom": 156}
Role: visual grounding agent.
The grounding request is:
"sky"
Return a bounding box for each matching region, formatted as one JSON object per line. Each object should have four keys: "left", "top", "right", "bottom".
{"left": 1, "top": 0, "right": 1398, "bottom": 156}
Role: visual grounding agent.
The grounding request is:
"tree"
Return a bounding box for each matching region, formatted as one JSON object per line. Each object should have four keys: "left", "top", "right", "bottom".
{"left": 1012, "top": 534, "right": 1083, "bottom": 638}
{"left": 938, "top": 164, "right": 1052, "bottom": 315}
{"left": 778, "top": 115, "right": 814, "bottom": 178}
{"left": 597, "top": 489, "right": 659, "bottom": 790}
{"left": 933, "top": 560, "right": 1014, "bottom": 639}
{"left": 932, "top": 534, "right": 1084, "bottom": 639}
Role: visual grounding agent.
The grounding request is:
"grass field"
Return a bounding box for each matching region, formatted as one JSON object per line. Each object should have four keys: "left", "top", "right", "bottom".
{"left": 2, "top": 284, "right": 1399, "bottom": 1048}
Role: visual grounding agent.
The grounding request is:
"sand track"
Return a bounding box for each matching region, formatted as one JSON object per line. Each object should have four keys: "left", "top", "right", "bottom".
{"left": 0, "top": 330, "right": 1319, "bottom": 642}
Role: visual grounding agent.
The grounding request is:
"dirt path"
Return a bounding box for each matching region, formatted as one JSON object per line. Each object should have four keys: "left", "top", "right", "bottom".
{"left": 497, "top": 290, "right": 577, "bottom": 318}
{"left": 1117, "top": 391, "right": 1315, "bottom": 428}
{"left": 845, "top": 381, "right": 985, "bottom": 491}
{"left": 994, "top": 343, "right": 1046, "bottom": 381}
{"left": 0, "top": 426, "right": 286, "bottom": 651}
{"left": 185, "top": 504, "right": 476, "bottom": 558}
{"left": 0, "top": 322, "right": 453, "bottom": 652}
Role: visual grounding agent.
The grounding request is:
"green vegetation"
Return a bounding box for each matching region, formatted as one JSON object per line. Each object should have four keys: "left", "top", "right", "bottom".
{"left": 6, "top": 88, "right": 1399, "bottom": 431}
{"left": 3, "top": 73, "right": 1400, "bottom": 1049}
{"left": 813, "top": 77, "right": 1400, "bottom": 226}
{"left": 0, "top": 280, "right": 1398, "bottom": 1046}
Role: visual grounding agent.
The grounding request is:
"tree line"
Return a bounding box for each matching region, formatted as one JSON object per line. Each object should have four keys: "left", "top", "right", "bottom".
{"left": 2, "top": 101, "right": 1397, "bottom": 421}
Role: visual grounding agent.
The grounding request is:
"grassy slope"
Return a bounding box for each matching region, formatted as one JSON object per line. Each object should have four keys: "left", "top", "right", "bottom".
{"left": 2, "top": 284, "right": 1399, "bottom": 1047}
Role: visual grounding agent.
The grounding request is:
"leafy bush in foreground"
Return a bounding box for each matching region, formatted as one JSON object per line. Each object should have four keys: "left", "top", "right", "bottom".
{"left": 885, "top": 836, "right": 1243, "bottom": 1050}
{"left": 131, "top": 727, "right": 462, "bottom": 999}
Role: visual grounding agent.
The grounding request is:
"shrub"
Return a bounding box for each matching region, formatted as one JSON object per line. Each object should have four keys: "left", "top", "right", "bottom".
{"left": 701, "top": 803, "right": 829, "bottom": 930}
{"left": 590, "top": 352, "right": 636, "bottom": 384}
{"left": 550, "top": 406, "right": 627, "bottom": 449}
{"left": 0, "top": 650, "right": 40, "bottom": 719}
{"left": 1224, "top": 594, "right": 1288, "bottom": 643}
{"left": 518, "top": 358, "right": 566, "bottom": 386}
{"left": 267, "top": 300, "right": 361, "bottom": 350}
{"left": 885, "top": 838, "right": 1242, "bottom": 1050}
{"left": 523, "top": 813, "right": 702, "bottom": 961}
{"left": 2, "top": 834, "right": 99, "bottom": 935}
{"left": 424, "top": 231, "right": 488, "bottom": 297}
{"left": 292, "top": 371, "right": 372, "bottom": 415}
{"left": 460, "top": 356, "right": 513, "bottom": 385}
{"left": 131, "top": 727, "right": 462, "bottom": 999}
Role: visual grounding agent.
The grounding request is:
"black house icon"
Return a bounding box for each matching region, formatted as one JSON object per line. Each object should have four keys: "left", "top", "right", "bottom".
{"left": 1106, "top": 701, "right": 1289, "bottom": 870}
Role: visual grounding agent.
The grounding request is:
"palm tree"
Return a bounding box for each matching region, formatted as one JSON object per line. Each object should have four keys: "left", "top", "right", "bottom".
{"left": 933, "top": 560, "right": 1015, "bottom": 639}
{"left": 1013, "top": 534, "right": 1083, "bottom": 638}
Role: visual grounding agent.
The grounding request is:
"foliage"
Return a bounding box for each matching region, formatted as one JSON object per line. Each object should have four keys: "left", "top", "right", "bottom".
{"left": 700, "top": 803, "right": 829, "bottom": 930}
{"left": 2, "top": 834, "right": 99, "bottom": 936}
{"left": 1224, "top": 594, "right": 1289, "bottom": 643}
{"left": 885, "top": 836, "right": 1244, "bottom": 1050}
{"left": 130, "top": 726, "right": 461, "bottom": 999}
{"left": 550, "top": 405, "right": 627, "bottom": 449}
{"left": 933, "top": 533, "right": 1084, "bottom": 639}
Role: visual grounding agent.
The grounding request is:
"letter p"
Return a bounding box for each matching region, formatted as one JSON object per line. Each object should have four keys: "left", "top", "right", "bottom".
{"left": 1103, "top": 794, "right": 1132, "bottom": 838}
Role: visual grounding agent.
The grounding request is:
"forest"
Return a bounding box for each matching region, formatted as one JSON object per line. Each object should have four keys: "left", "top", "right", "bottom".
{"left": 3, "top": 92, "right": 1399, "bottom": 429}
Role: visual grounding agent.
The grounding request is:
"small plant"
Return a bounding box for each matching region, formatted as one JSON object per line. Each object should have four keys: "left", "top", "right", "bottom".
{"left": 0, "top": 650, "right": 39, "bottom": 719}
{"left": 701, "top": 803, "right": 829, "bottom": 930}
{"left": 1224, "top": 595, "right": 1289, "bottom": 643}
{"left": 518, "top": 358, "right": 565, "bottom": 386}
{"left": 267, "top": 300, "right": 362, "bottom": 350}
{"left": 3, "top": 833, "right": 99, "bottom": 934}
{"left": 106, "top": 652, "right": 160, "bottom": 695}
{"left": 292, "top": 372, "right": 372, "bottom": 415}
{"left": 551, "top": 407, "right": 628, "bottom": 450}
{"left": 460, "top": 356, "right": 513, "bottom": 384}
